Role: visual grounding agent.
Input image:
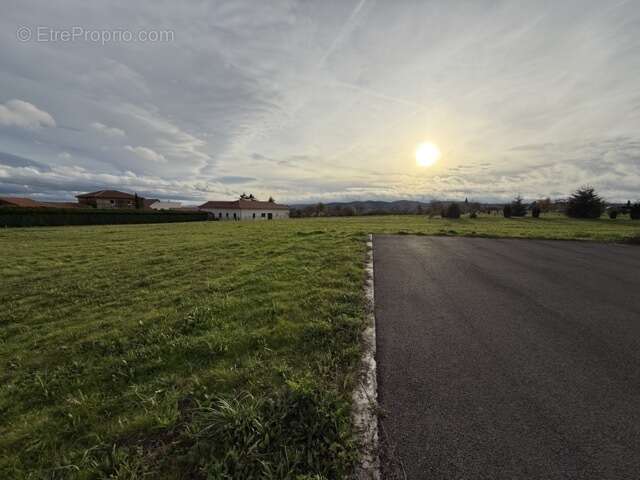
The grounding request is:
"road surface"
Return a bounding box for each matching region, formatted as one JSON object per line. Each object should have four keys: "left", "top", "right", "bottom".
{"left": 374, "top": 235, "right": 640, "bottom": 479}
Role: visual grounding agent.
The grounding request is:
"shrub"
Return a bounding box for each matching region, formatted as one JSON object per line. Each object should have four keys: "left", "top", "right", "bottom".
{"left": 608, "top": 209, "right": 619, "bottom": 219}
{"left": 511, "top": 195, "right": 527, "bottom": 217}
{"left": 444, "top": 203, "right": 461, "bottom": 219}
{"left": 503, "top": 204, "right": 512, "bottom": 218}
{"left": 0, "top": 207, "right": 207, "bottom": 227}
{"left": 566, "top": 186, "right": 606, "bottom": 219}
{"left": 469, "top": 211, "right": 477, "bottom": 219}
{"left": 631, "top": 203, "right": 640, "bottom": 220}
{"left": 531, "top": 204, "right": 541, "bottom": 218}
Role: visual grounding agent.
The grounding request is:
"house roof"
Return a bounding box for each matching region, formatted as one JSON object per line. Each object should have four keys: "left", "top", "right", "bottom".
{"left": 76, "top": 190, "right": 136, "bottom": 200}
{"left": 39, "top": 202, "right": 81, "bottom": 209}
{"left": 0, "top": 196, "right": 45, "bottom": 207}
{"left": 199, "top": 199, "right": 289, "bottom": 211}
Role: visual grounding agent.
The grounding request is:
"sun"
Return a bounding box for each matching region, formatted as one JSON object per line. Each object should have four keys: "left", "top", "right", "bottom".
{"left": 416, "top": 142, "right": 441, "bottom": 167}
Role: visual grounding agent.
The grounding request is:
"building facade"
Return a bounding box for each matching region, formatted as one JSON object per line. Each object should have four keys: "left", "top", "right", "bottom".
{"left": 148, "top": 200, "right": 182, "bottom": 210}
{"left": 76, "top": 190, "right": 138, "bottom": 209}
{"left": 199, "top": 199, "right": 289, "bottom": 220}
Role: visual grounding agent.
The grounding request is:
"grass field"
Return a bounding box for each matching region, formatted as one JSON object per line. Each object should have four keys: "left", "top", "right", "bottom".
{"left": 1, "top": 215, "right": 639, "bottom": 479}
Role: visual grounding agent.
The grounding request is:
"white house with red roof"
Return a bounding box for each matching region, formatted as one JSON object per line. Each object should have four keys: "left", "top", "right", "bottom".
{"left": 199, "top": 197, "right": 289, "bottom": 221}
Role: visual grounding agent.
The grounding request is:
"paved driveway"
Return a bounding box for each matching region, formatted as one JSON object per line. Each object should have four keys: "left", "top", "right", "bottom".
{"left": 374, "top": 235, "right": 640, "bottom": 479}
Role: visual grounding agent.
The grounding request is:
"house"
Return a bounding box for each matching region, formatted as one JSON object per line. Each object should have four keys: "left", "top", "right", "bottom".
{"left": 0, "top": 197, "right": 46, "bottom": 208}
{"left": 143, "top": 198, "right": 160, "bottom": 209}
{"left": 148, "top": 200, "right": 182, "bottom": 210}
{"left": 76, "top": 190, "right": 140, "bottom": 209}
{"left": 39, "top": 202, "right": 81, "bottom": 209}
{"left": 0, "top": 197, "right": 84, "bottom": 208}
{"left": 199, "top": 198, "right": 289, "bottom": 220}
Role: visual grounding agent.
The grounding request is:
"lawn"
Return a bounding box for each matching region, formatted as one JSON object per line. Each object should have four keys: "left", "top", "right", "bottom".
{"left": 1, "top": 215, "right": 638, "bottom": 479}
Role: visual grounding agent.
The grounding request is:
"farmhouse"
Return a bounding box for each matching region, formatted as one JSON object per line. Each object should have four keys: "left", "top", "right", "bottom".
{"left": 76, "top": 190, "right": 139, "bottom": 209}
{"left": 199, "top": 198, "right": 289, "bottom": 220}
{"left": 0, "top": 197, "right": 46, "bottom": 208}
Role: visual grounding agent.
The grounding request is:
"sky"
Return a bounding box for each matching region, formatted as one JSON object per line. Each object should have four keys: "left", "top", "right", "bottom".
{"left": 1, "top": 0, "right": 639, "bottom": 204}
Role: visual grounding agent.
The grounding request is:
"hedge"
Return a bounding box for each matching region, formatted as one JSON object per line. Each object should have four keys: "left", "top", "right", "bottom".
{"left": 0, "top": 207, "right": 208, "bottom": 228}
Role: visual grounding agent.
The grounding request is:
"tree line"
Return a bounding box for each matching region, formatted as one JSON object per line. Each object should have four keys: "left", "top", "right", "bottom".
{"left": 290, "top": 187, "right": 639, "bottom": 220}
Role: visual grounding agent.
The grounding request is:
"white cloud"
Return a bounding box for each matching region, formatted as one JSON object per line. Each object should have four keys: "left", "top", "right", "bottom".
{"left": 91, "top": 122, "right": 126, "bottom": 138}
{"left": 115, "top": 103, "right": 211, "bottom": 170}
{"left": 58, "top": 152, "right": 72, "bottom": 160}
{"left": 124, "top": 145, "right": 167, "bottom": 163}
{"left": 0, "top": 100, "right": 56, "bottom": 129}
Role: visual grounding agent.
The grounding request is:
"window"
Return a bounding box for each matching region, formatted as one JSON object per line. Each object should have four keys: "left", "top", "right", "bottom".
{"left": 226, "top": 213, "right": 229, "bottom": 218}
{"left": 253, "top": 213, "right": 256, "bottom": 219}
{"left": 261, "top": 212, "right": 266, "bottom": 218}
{"left": 233, "top": 213, "right": 237, "bottom": 219}
{"left": 218, "top": 212, "right": 222, "bottom": 218}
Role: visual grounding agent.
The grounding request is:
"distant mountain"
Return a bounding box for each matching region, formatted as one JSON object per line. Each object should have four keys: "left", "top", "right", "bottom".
{"left": 290, "top": 200, "right": 432, "bottom": 215}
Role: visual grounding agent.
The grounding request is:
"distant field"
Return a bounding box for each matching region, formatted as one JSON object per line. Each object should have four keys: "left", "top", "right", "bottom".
{"left": 1, "top": 215, "right": 639, "bottom": 479}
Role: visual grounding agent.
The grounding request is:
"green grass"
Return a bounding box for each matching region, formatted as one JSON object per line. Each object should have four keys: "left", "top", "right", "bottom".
{"left": 1, "top": 215, "right": 638, "bottom": 479}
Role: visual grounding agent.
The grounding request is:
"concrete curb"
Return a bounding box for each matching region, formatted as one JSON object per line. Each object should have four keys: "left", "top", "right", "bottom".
{"left": 352, "top": 233, "right": 380, "bottom": 479}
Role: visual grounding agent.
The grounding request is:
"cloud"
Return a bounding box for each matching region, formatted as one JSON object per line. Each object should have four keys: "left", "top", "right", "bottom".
{"left": 91, "top": 122, "right": 126, "bottom": 138}
{"left": 0, "top": 151, "right": 51, "bottom": 171}
{"left": 124, "top": 145, "right": 167, "bottom": 163}
{"left": 218, "top": 176, "right": 257, "bottom": 184}
{"left": 0, "top": 100, "right": 56, "bottom": 129}
{"left": 1, "top": 1, "right": 639, "bottom": 202}
{"left": 0, "top": 158, "right": 232, "bottom": 201}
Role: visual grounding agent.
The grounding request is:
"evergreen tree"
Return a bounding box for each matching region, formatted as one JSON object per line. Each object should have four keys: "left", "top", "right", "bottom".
{"left": 511, "top": 195, "right": 527, "bottom": 217}
{"left": 566, "top": 186, "right": 606, "bottom": 219}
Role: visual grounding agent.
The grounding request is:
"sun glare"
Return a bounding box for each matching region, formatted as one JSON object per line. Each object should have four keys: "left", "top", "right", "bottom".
{"left": 416, "top": 142, "right": 441, "bottom": 167}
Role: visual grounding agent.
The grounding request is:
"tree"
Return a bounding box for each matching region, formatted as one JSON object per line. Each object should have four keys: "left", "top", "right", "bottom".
{"left": 444, "top": 202, "right": 461, "bottom": 219}
{"left": 428, "top": 200, "right": 443, "bottom": 218}
{"left": 537, "top": 198, "right": 552, "bottom": 213}
{"left": 133, "top": 193, "right": 144, "bottom": 209}
{"left": 608, "top": 209, "right": 618, "bottom": 219}
{"left": 268, "top": 196, "right": 275, "bottom": 203}
{"left": 566, "top": 186, "right": 606, "bottom": 219}
{"left": 503, "top": 204, "right": 512, "bottom": 218}
{"left": 511, "top": 195, "right": 527, "bottom": 217}
{"left": 630, "top": 203, "right": 640, "bottom": 220}
{"left": 532, "top": 202, "right": 541, "bottom": 218}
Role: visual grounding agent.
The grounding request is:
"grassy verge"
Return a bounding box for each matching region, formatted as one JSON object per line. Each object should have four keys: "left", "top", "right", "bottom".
{"left": 1, "top": 215, "right": 638, "bottom": 478}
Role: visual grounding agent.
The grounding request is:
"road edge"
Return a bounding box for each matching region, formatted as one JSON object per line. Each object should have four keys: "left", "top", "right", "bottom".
{"left": 352, "top": 233, "right": 380, "bottom": 479}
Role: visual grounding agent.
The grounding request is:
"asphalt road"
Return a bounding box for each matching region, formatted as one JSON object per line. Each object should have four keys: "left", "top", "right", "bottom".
{"left": 374, "top": 235, "right": 640, "bottom": 480}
